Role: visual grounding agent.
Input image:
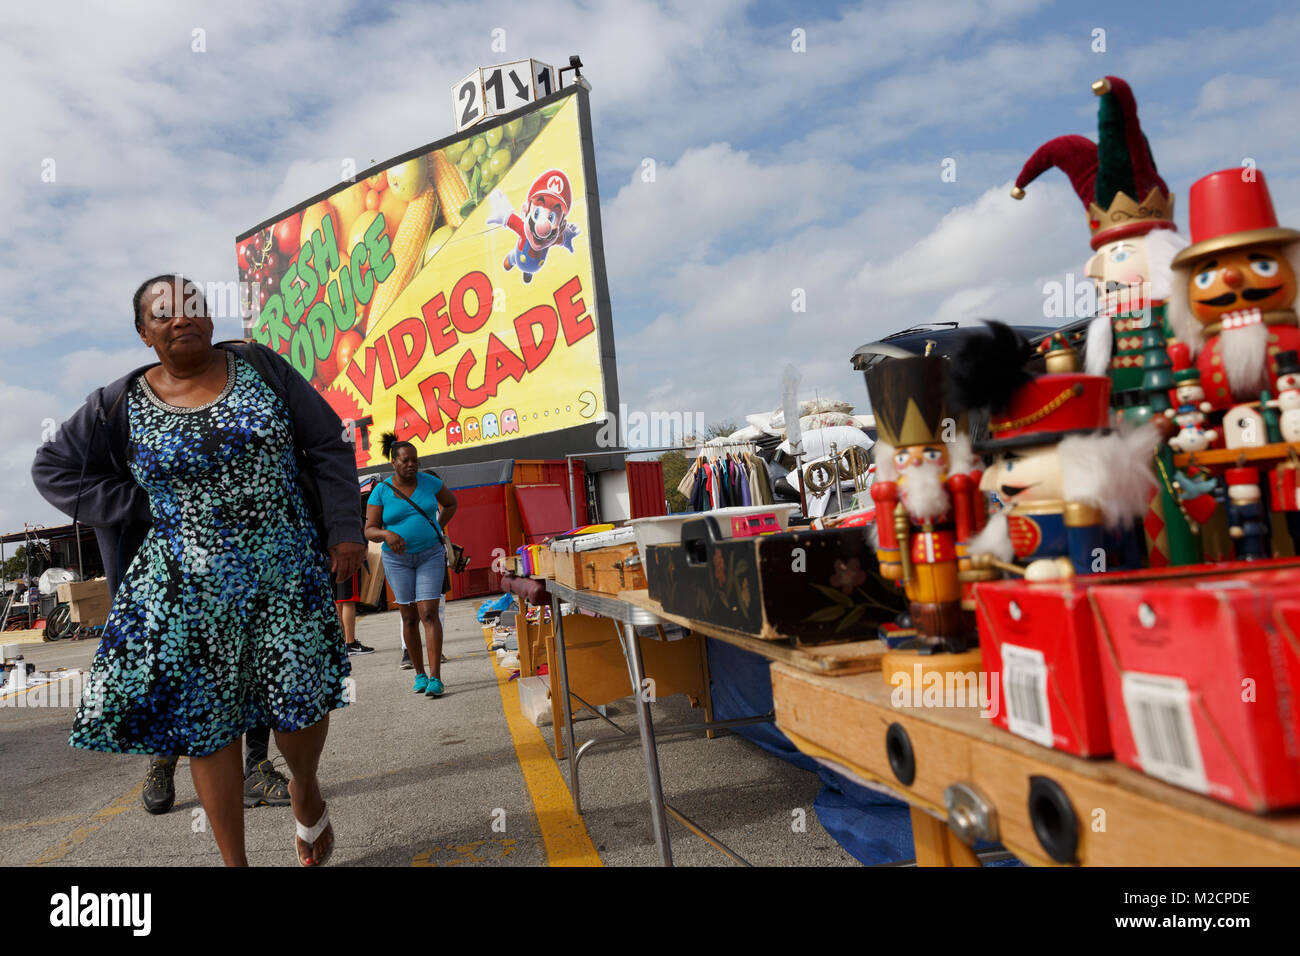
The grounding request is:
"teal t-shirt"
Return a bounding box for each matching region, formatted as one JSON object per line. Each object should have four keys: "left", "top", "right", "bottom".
{"left": 370, "top": 473, "right": 445, "bottom": 553}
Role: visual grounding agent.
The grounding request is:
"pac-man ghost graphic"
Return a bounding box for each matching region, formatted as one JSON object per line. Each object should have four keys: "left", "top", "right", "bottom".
{"left": 501, "top": 409, "right": 520, "bottom": 434}
{"left": 464, "top": 417, "right": 481, "bottom": 442}
{"left": 482, "top": 412, "right": 500, "bottom": 438}
{"left": 446, "top": 420, "right": 463, "bottom": 445}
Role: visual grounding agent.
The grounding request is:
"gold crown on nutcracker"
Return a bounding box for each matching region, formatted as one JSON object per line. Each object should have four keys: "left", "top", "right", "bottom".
{"left": 1011, "top": 77, "right": 1175, "bottom": 250}
{"left": 863, "top": 354, "right": 955, "bottom": 448}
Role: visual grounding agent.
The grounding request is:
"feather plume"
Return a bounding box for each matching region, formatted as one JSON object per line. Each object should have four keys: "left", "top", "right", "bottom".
{"left": 947, "top": 321, "right": 1036, "bottom": 414}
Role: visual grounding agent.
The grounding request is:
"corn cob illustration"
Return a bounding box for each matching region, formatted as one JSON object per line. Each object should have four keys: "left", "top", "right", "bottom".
{"left": 367, "top": 187, "right": 437, "bottom": 326}
{"left": 431, "top": 150, "right": 471, "bottom": 229}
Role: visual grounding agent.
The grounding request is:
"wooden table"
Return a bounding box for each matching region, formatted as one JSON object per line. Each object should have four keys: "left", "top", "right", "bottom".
{"left": 771, "top": 663, "right": 1300, "bottom": 866}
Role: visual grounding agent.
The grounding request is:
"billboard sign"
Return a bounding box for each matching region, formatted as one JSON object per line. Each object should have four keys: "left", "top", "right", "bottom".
{"left": 237, "top": 85, "right": 617, "bottom": 469}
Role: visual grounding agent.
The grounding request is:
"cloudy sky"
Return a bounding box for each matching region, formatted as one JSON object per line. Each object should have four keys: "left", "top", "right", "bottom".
{"left": 3, "top": 0, "right": 1299, "bottom": 534}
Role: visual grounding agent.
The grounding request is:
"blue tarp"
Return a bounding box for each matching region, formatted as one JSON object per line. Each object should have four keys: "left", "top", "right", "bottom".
{"left": 478, "top": 593, "right": 516, "bottom": 623}
{"left": 705, "top": 637, "right": 915, "bottom": 864}
{"left": 706, "top": 637, "right": 1023, "bottom": 866}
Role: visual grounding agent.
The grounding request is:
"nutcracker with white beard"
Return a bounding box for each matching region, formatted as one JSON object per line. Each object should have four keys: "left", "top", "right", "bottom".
{"left": 866, "top": 355, "right": 988, "bottom": 654}
{"left": 1010, "top": 76, "right": 1187, "bottom": 420}
{"left": 951, "top": 323, "right": 1159, "bottom": 581}
{"left": 1167, "top": 169, "right": 1300, "bottom": 413}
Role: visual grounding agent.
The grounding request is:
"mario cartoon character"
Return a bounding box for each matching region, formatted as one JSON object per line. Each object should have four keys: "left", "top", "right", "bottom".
{"left": 446, "top": 420, "right": 463, "bottom": 446}
{"left": 464, "top": 417, "right": 481, "bottom": 442}
{"left": 482, "top": 412, "right": 500, "bottom": 438}
{"left": 486, "top": 169, "right": 581, "bottom": 283}
{"left": 501, "top": 409, "right": 520, "bottom": 434}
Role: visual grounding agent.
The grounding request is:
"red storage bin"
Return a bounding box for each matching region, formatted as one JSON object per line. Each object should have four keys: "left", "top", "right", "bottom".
{"left": 1090, "top": 566, "right": 1300, "bottom": 811}
{"left": 974, "top": 558, "right": 1300, "bottom": 758}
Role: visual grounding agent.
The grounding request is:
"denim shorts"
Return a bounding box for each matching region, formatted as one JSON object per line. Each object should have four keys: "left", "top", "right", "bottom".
{"left": 381, "top": 544, "right": 446, "bottom": 604}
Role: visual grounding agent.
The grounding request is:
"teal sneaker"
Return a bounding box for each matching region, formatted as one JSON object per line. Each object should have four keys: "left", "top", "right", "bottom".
{"left": 425, "top": 676, "right": 445, "bottom": 698}
{"left": 414, "top": 673, "right": 429, "bottom": 694}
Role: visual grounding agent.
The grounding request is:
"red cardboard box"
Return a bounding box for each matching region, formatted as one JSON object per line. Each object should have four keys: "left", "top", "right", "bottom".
{"left": 974, "top": 558, "right": 1300, "bottom": 758}
{"left": 1090, "top": 567, "right": 1300, "bottom": 811}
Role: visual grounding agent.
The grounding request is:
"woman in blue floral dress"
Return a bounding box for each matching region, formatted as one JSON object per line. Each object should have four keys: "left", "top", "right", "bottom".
{"left": 35, "top": 276, "right": 366, "bottom": 866}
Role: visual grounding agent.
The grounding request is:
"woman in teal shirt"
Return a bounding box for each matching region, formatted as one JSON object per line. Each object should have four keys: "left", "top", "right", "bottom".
{"left": 365, "top": 434, "right": 458, "bottom": 697}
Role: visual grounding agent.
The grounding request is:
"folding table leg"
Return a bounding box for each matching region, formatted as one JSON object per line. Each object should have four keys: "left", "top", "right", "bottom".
{"left": 622, "top": 622, "right": 673, "bottom": 867}
{"left": 550, "top": 595, "right": 581, "bottom": 813}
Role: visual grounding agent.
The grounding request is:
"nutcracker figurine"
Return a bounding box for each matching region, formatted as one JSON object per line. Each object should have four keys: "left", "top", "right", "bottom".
{"left": 1164, "top": 342, "right": 1219, "bottom": 453}
{"left": 1167, "top": 168, "right": 1300, "bottom": 412}
{"left": 1226, "top": 467, "right": 1271, "bottom": 560}
{"left": 950, "top": 322, "right": 1159, "bottom": 581}
{"left": 1269, "top": 447, "right": 1300, "bottom": 554}
{"left": 1273, "top": 350, "right": 1300, "bottom": 442}
{"left": 1010, "top": 75, "right": 1198, "bottom": 566}
{"left": 866, "top": 355, "right": 987, "bottom": 654}
{"left": 1010, "top": 76, "right": 1187, "bottom": 417}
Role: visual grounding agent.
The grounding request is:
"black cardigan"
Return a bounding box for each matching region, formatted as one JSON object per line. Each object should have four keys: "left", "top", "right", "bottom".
{"left": 31, "top": 341, "right": 365, "bottom": 597}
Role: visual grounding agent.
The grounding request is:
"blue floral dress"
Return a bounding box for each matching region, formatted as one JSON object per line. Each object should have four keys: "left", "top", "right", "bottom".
{"left": 70, "top": 351, "right": 350, "bottom": 757}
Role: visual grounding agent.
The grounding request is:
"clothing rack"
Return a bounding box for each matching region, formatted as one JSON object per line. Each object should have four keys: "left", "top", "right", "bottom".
{"left": 562, "top": 441, "right": 765, "bottom": 528}
{"left": 694, "top": 440, "right": 758, "bottom": 460}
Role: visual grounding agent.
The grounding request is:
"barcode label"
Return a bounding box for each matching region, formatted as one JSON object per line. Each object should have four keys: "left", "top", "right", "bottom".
{"left": 1002, "top": 643, "right": 1053, "bottom": 748}
{"left": 1121, "top": 672, "right": 1209, "bottom": 793}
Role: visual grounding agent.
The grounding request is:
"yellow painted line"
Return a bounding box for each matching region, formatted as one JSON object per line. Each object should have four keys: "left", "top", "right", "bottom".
{"left": 31, "top": 782, "right": 144, "bottom": 866}
{"left": 484, "top": 633, "right": 603, "bottom": 867}
{"left": 0, "top": 813, "right": 85, "bottom": 833}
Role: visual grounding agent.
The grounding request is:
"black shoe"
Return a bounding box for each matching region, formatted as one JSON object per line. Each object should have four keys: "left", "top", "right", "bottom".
{"left": 441, "top": 654, "right": 448, "bottom": 664}
{"left": 244, "top": 759, "right": 292, "bottom": 808}
{"left": 347, "top": 641, "right": 375, "bottom": 655}
{"left": 400, "top": 649, "right": 413, "bottom": 670}
{"left": 142, "top": 756, "right": 177, "bottom": 815}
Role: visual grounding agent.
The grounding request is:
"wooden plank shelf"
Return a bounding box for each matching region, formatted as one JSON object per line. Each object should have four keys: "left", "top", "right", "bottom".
{"left": 771, "top": 663, "right": 1300, "bottom": 866}
{"left": 620, "top": 589, "right": 885, "bottom": 676}
{"left": 1173, "top": 439, "right": 1300, "bottom": 470}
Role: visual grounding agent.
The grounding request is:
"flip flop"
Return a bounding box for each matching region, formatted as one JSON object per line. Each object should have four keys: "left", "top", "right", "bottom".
{"left": 294, "top": 801, "right": 334, "bottom": 867}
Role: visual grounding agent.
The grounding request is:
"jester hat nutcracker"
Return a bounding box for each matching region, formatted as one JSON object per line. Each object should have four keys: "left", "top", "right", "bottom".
{"left": 950, "top": 323, "right": 1158, "bottom": 580}
{"left": 1011, "top": 77, "right": 1187, "bottom": 391}
{"left": 1166, "top": 168, "right": 1300, "bottom": 410}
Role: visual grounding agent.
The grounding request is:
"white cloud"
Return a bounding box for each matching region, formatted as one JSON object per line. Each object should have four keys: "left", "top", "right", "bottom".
{"left": 1194, "top": 74, "right": 1284, "bottom": 114}
{"left": 0, "top": 382, "right": 65, "bottom": 535}
{"left": 2, "top": 0, "right": 1299, "bottom": 535}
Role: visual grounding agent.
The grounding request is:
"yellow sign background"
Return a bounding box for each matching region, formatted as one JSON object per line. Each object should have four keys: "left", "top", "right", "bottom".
{"left": 321, "top": 96, "right": 606, "bottom": 467}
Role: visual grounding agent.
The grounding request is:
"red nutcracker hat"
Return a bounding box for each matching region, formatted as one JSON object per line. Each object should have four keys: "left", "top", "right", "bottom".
{"left": 1011, "top": 77, "right": 1175, "bottom": 250}
{"left": 1225, "top": 467, "right": 1261, "bottom": 488}
{"left": 1166, "top": 340, "right": 1202, "bottom": 386}
{"left": 1169, "top": 168, "right": 1300, "bottom": 268}
{"left": 949, "top": 322, "right": 1111, "bottom": 452}
{"left": 528, "top": 169, "right": 572, "bottom": 213}
{"left": 981, "top": 374, "right": 1111, "bottom": 451}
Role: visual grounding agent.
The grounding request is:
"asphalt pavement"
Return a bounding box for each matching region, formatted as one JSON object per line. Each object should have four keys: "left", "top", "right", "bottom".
{"left": 0, "top": 600, "right": 858, "bottom": 867}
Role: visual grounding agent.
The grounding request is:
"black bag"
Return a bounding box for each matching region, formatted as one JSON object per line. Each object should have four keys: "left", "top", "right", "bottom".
{"left": 382, "top": 479, "right": 468, "bottom": 594}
